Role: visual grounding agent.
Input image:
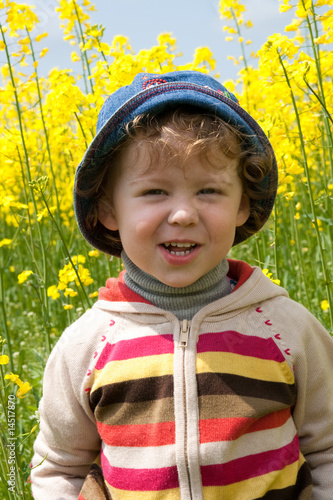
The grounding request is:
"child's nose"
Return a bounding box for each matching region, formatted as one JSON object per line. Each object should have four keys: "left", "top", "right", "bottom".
{"left": 167, "top": 200, "right": 199, "bottom": 226}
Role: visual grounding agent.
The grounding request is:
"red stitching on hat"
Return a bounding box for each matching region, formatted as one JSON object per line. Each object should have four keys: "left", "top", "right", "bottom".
{"left": 143, "top": 78, "right": 167, "bottom": 90}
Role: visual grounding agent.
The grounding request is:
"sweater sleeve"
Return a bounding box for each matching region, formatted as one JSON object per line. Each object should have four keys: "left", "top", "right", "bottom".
{"left": 31, "top": 308, "right": 106, "bottom": 500}
{"left": 276, "top": 298, "right": 333, "bottom": 499}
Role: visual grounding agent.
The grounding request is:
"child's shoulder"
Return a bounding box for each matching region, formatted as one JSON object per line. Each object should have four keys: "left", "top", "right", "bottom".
{"left": 261, "top": 293, "right": 333, "bottom": 359}
{"left": 264, "top": 293, "right": 326, "bottom": 331}
{"left": 49, "top": 302, "right": 115, "bottom": 363}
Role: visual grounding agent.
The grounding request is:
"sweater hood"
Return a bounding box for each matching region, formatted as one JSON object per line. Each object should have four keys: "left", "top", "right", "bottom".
{"left": 94, "top": 259, "right": 288, "bottom": 319}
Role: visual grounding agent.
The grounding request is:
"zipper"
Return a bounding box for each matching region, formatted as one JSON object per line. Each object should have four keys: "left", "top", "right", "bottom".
{"left": 178, "top": 319, "right": 192, "bottom": 498}
{"left": 179, "top": 319, "right": 189, "bottom": 347}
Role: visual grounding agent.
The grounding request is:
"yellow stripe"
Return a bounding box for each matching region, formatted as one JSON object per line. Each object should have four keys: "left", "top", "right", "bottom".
{"left": 92, "top": 354, "right": 174, "bottom": 389}
{"left": 196, "top": 351, "right": 294, "bottom": 384}
{"left": 202, "top": 455, "right": 306, "bottom": 499}
{"left": 107, "top": 485, "right": 181, "bottom": 500}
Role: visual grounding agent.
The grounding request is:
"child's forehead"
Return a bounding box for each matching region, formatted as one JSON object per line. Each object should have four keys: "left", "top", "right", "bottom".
{"left": 119, "top": 134, "right": 239, "bottom": 176}
{"left": 119, "top": 138, "right": 239, "bottom": 184}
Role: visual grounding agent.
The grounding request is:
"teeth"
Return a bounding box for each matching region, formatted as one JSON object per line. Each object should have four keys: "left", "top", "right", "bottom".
{"left": 170, "top": 250, "right": 192, "bottom": 256}
{"left": 164, "top": 242, "right": 196, "bottom": 248}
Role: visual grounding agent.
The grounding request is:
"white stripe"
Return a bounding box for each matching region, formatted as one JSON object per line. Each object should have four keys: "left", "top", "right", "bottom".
{"left": 200, "top": 416, "right": 297, "bottom": 466}
{"left": 102, "top": 442, "right": 177, "bottom": 469}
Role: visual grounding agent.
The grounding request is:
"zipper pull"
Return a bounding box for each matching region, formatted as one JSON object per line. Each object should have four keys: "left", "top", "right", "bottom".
{"left": 179, "top": 319, "right": 190, "bottom": 347}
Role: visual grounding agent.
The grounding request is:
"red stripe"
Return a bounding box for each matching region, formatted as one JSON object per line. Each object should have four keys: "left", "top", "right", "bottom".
{"left": 95, "top": 334, "right": 174, "bottom": 369}
{"left": 197, "top": 331, "right": 285, "bottom": 362}
{"left": 199, "top": 408, "right": 291, "bottom": 443}
{"left": 101, "top": 449, "right": 179, "bottom": 491}
{"left": 97, "top": 420, "right": 175, "bottom": 447}
{"left": 201, "top": 434, "right": 299, "bottom": 486}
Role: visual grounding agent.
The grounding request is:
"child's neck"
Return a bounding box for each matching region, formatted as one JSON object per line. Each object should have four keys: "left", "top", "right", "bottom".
{"left": 121, "top": 251, "right": 231, "bottom": 320}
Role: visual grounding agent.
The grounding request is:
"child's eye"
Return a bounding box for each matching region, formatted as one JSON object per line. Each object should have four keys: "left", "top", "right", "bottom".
{"left": 198, "top": 188, "right": 221, "bottom": 195}
{"left": 143, "top": 189, "right": 166, "bottom": 196}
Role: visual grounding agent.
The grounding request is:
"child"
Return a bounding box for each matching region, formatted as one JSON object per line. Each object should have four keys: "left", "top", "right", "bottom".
{"left": 31, "top": 71, "right": 333, "bottom": 499}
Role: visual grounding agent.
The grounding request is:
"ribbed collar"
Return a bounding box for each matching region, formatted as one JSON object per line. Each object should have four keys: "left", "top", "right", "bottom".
{"left": 122, "top": 251, "right": 231, "bottom": 320}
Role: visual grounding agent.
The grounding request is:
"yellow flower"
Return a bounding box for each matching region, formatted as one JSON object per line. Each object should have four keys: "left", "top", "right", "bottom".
{"left": 64, "top": 288, "right": 78, "bottom": 297}
{"left": 321, "top": 300, "right": 330, "bottom": 311}
{"left": 286, "top": 162, "right": 304, "bottom": 175}
{"left": 224, "top": 27, "right": 237, "bottom": 34}
{"left": 280, "top": 4, "right": 293, "bottom": 12}
{"left": 6, "top": 3, "right": 39, "bottom": 35}
{"left": 314, "top": 34, "right": 330, "bottom": 45}
{"left": 88, "top": 250, "right": 100, "bottom": 257}
{"left": 35, "top": 33, "right": 48, "bottom": 42}
{"left": 72, "top": 255, "right": 86, "bottom": 265}
{"left": 262, "top": 269, "right": 281, "bottom": 286}
{"left": 17, "top": 270, "right": 33, "bottom": 284}
{"left": 64, "top": 34, "right": 76, "bottom": 41}
{"left": 4, "top": 372, "right": 20, "bottom": 383}
{"left": 16, "top": 380, "right": 32, "bottom": 398}
{"left": 47, "top": 285, "right": 60, "bottom": 300}
{"left": 285, "top": 19, "right": 303, "bottom": 32}
{"left": 64, "top": 304, "right": 73, "bottom": 310}
{"left": 89, "top": 291, "right": 98, "bottom": 298}
{"left": 40, "top": 47, "right": 49, "bottom": 58}
{"left": 0, "top": 354, "right": 9, "bottom": 365}
{"left": 0, "top": 238, "right": 12, "bottom": 247}
{"left": 71, "top": 51, "right": 81, "bottom": 62}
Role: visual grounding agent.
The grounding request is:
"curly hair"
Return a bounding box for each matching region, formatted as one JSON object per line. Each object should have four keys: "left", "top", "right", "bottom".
{"left": 75, "top": 106, "right": 275, "bottom": 252}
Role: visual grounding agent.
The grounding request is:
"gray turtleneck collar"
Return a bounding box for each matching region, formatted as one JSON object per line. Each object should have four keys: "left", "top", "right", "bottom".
{"left": 121, "top": 251, "right": 231, "bottom": 320}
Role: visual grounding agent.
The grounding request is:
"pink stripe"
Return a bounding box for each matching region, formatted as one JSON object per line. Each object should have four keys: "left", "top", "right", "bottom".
{"left": 101, "top": 449, "right": 179, "bottom": 491}
{"left": 201, "top": 434, "right": 299, "bottom": 486}
{"left": 96, "top": 335, "right": 174, "bottom": 369}
{"left": 197, "top": 331, "right": 285, "bottom": 362}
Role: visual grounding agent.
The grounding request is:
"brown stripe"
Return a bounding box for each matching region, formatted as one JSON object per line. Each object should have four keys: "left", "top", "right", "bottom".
{"left": 90, "top": 374, "right": 174, "bottom": 410}
{"left": 198, "top": 394, "right": 290, "bottom": 419}
{"left": 254, "top": 462, "right": 312, "bottom": 499}
{"left": 95, "top": 397, "right": 175, "bottom": 426}
{"left": 197, "top": 372, "right": 296, "bottom": 406}
{"left": 79, "top": 462, "right": 112, "bottom": 500}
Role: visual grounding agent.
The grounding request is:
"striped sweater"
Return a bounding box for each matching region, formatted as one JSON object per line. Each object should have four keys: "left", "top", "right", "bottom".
{"left": 31, "top": 260, "right": 333, "bottom": 499}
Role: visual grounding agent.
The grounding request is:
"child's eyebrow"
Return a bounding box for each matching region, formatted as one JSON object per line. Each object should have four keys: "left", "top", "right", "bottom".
{"left": 127, "top": 172, "right": 236, "bottom": 187}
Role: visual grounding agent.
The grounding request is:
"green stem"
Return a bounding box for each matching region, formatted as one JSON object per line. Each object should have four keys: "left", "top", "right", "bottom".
{"left": 27, "top": 30, "right": 61, "bottom": 220}
{"left": 74, "top": 111, "right": 89, "bottom": 149}
{"left": 231, "top": 8, "right": 250, "bottom": 111}
{"left": 72, "top": 0, "right": 94, "bottom": 94}
{"left": 0, "top": 269, "right": 14, "bottom": 371}
{"left": 273, "top": 201, "right": 279, "bottom": 280}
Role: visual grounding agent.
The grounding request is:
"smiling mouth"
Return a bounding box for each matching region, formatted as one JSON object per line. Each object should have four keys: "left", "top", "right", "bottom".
{"left": 163, "top": 242, "right": 198, "bottom": 256}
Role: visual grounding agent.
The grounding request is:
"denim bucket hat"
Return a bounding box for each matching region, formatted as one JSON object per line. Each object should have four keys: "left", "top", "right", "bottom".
{"left": 74, "top": 70, "right": 278, "bottom": 256}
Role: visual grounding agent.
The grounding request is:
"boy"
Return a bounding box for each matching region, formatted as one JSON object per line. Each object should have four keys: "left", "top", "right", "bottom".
{"left": 32, "top": 71, "right": 333, "bottom": 499}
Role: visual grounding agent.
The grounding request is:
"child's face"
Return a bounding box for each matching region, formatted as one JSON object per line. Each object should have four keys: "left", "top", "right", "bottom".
{"left": 98, "top": 139, "right": 250, "bottom": 288}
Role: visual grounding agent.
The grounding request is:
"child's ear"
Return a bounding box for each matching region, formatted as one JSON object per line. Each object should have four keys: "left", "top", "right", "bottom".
{"left": 97, "top": 200, "right": 119, "bottom": 231}
{"left": 236, "top": 193, "right": 251, "bottom": 227}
